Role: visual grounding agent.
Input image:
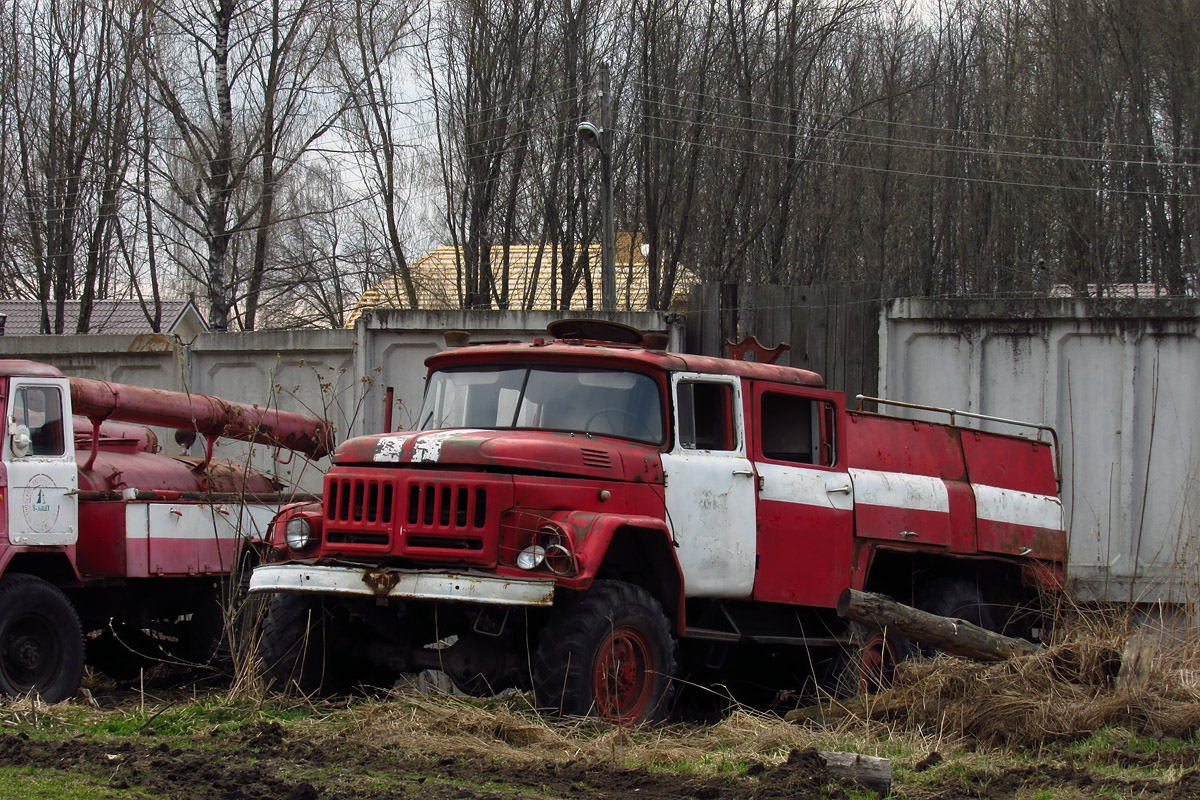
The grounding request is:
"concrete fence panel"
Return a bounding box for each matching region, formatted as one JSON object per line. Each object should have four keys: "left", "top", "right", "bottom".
{"left": 882, "top": 298, "right": 1200, "bottom": 602}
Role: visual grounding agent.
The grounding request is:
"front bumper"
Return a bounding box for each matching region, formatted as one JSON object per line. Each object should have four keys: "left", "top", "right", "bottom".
{"left": 249, "top": 563, "right": 556, "bottom": 606}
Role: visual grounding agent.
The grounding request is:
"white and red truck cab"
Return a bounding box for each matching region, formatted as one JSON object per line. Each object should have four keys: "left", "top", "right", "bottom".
{"left": 252, "top": 321, "right": 1066, "bottom": 723}
{"left": 0, "top": 360, "right": 332, "bottom": 701}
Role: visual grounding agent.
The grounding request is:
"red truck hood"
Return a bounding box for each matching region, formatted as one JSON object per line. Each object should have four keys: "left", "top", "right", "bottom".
{"left": 333, "top": 429, "right": 663, "bottom": 483}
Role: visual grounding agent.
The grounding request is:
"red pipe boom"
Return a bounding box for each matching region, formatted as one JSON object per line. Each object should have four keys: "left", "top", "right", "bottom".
{"left": 68, "top": 377, "right": 334, "bottom": 459}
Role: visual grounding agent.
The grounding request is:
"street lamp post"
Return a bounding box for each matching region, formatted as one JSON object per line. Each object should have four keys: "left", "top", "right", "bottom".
{"left": 577, "top": 63, "right": 615, "bottom": 312}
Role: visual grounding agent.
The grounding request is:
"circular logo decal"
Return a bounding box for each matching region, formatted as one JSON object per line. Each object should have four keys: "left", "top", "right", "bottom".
{"left": 21, "top": 473, "right": 63, "bottom": 534}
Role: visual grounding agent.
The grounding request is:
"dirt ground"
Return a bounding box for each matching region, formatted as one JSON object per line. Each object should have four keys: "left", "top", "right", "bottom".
{"left": 1, "top": 711, "right": 1198, "bottom": 800}
{"left": 1, "top": 649, "right": 1198, "bottom": 800}
{"left": 0, "top": 723, "right": 858, "bottom": 800}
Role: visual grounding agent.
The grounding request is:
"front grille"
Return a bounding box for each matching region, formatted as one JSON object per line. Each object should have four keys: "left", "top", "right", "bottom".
{"left": 326, "top": 478, "right": 395, "bottom": 524}
{"left": 407, "top": 535, "right": 483, "bottom": 551}
{"left": 405, "top": 481, "right": 487, "bottom": 531}
{"left": 327, "top": 530, "right": 390, "bottom": 545}
{"left": 320, "top": 471, "right": 507, "bottom": 564}
{"left": 324, "top": 477, "right": 395, "bottom": 547}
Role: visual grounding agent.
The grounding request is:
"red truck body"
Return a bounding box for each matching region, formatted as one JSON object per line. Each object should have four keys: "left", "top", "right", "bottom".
{"left": 0, "top": 360, "right": 332, "bottom": 701}
{"left": 252, "top": 327, "right": 1065, "bottom": 722}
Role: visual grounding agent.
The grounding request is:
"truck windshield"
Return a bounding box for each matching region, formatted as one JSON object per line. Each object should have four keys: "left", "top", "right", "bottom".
{"left": 418, "top": 366, "right": 664, "bottom": 444}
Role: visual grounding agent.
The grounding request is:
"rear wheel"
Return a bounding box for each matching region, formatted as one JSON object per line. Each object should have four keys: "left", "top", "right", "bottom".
{"left": 533, "top": 581, "right": 676, "bottom": 725}
{"left": 837, "top": 622, "right": 914, "bottom": 696}
{"left": 916, "top": 577, "right": 994, "bottom": 629}
{"left": 915, "top": 577, "right": 996, "bottom": 654}
{"left": 0, "top": 575, "right": 84, "bottom": 702}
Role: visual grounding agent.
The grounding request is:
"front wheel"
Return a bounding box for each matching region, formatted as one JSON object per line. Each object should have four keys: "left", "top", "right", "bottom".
{"left": 258, "top": 593, "right": 344, "bottom": 695}
{"left": 533, "top": 581, "right": 676, "bottom": 725}
{"left": 0, "top": 575, "right": 85, "bottom": 702}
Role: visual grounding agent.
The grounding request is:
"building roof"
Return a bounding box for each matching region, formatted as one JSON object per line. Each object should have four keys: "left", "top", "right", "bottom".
{"left": 0, "top": 300, "right": 208, "bottom": 336}
{"left": 347, "top": 233, "right": 694, "bottom": 327}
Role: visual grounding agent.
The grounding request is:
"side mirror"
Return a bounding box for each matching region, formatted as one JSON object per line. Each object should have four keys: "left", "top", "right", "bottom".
{"left": 10, "top": 424, "right": 30, "bottom": 458}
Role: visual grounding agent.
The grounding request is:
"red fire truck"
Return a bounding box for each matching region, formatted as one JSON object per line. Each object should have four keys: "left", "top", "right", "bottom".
{"left": 0, "top": 360, "right": 332, "bottom": 702}
{"left": 251, "top": 321, "right": 1066, "bottom": 723}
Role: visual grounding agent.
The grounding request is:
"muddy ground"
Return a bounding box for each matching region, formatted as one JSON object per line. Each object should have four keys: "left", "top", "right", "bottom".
{"left": 2, "top": 712, "right": 1199, "bottom": 800}
{"left": 0, "top": 665, "right": 1198, "bottom": 800}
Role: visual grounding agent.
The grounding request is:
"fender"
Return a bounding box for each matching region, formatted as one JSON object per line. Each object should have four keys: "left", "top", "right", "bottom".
{"left": 0, "top": 546, "right": 84, "bottom": 584}
{"left": 266, "top": 500, "right": 323, "bottom": 550}
{"left": 518, "top": 510, "right": 686, "bottom": 633}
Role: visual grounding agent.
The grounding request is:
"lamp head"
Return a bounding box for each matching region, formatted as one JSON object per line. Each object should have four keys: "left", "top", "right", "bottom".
{"left": 576, "top": 121, "right": 602, "bottom": 150}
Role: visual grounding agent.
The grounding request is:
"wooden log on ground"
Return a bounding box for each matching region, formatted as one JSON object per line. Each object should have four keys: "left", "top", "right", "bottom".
{"left": 785, "top": 693, "right": 908, "bottom": 725}
{"left": 838, "top": 588, "right": 1041, "bottom": 661}
{"left": 818, "top": 750, "right": 893, "bottom": 794}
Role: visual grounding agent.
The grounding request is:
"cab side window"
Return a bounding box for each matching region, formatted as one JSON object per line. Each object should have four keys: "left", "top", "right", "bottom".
{"left": 13, "top": 386, "right": 65, "bottom": 457}
{"left": 759, "top": 392, "right": 835, "bottom": 466}
{"left": 677, "top": 381, "right": 735, "bottom": 451}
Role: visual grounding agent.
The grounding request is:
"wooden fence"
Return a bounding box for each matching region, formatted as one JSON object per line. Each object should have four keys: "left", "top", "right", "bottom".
{"left": 685, "top": 282, "right": 882, "bottom": 401}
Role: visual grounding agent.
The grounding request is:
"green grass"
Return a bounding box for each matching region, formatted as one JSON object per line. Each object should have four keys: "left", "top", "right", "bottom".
{"left": 0, "top": 765, "right": 164, "bottom": 800}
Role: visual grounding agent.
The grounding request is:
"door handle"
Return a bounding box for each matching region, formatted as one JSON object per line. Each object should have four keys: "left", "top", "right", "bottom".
{"left": 732, "top": 469, "right": 754, "bottom": 476}
{"left": 827, "top": 484, "right": 852, "bottom": 494}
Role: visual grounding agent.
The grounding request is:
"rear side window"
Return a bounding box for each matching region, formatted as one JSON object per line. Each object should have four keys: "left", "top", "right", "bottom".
{"left": 759, "top": 392, "right": 835, "bottom": 466}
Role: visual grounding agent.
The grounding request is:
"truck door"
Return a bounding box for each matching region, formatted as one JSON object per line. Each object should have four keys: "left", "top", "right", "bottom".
{"left": 5, "top": 379, "right": 79, "bottom": 546}
{"left": 660, "top": 373, "right": 756, "bottom": 598}
{"left": 750, "top": 385, "right": 852, "bottom": 608}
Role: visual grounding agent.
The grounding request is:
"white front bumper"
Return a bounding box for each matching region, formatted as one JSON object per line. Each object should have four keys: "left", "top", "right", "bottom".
{"left": 249, "top": 563, "right": 556, "bottom": 606}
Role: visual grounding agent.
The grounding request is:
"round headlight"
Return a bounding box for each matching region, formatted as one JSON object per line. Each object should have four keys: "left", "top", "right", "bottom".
{"left": 516, "top": 545, "right": 546, "bottom": 570}
{"left": 285, "top": 517, "right": 313, "bottom": 550}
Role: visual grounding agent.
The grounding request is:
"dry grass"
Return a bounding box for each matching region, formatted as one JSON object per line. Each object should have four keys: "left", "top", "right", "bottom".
{"left": 276, "top": 687, "right": 933, "bottom": 777}
{"left": 887, "top": 606, "right": 1200, "bottom": 747}
{"left": 221, "top": 595, "right": 1200, "bottom": 767}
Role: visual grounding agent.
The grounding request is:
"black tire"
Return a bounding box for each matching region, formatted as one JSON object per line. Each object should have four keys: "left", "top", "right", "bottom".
{"left": 0, "top": 574, "right": 84, "bottom": 703}
{"left": 915, "top": 577, "right": 996, "bottom": 656}
{"left": 835, "top": 622, "right": 914, "bottom": 697}
{"left": 258, "top": 593, "right": 345, "bottom": 695}
{"left": 533, "top": 580, "right": 677, "bottom": 725}
{"left": 916, "top": 577, "right": 995, "bottom": 630}
{"left": 184, "top": 568, "right": 262, "bottom": 670}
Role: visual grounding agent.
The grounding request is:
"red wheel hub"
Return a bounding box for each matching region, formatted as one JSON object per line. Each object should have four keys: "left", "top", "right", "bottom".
{"left": 592, "top": 625, "right": 655, "bottom": 724}
{"left": 859, "top": 631, "right": 900, "bottom": 693}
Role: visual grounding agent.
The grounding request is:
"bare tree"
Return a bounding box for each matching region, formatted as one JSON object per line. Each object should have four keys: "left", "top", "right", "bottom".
{"left": 333, "top": 0, "right": 424, "bottom": 310}
{"left": 3, "top": 0, "right": 143, "bottom": 332}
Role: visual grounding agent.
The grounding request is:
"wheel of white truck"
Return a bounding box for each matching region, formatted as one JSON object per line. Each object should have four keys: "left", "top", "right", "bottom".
{"left": 0, "top": 574, "right": 84, "bottom": 703}
{"left": 258, "top": 593, "right": 345, "bottom": 695}
{"left": 533, "top": 580, "right": 677, "bottom": 725}
{"left": 86, "top": 623, "right": 158, "bottom": 681}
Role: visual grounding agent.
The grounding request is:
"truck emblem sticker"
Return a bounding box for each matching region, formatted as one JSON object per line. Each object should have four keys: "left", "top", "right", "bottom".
{"left": 21, "top": 473, "right": 62, "bottom": 533}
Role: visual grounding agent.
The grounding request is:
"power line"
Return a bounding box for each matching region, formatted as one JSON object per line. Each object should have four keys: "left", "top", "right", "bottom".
{"left": 636, "top": 80, "right": 1200, "bottom": 156}
{"left": 633, "top": 104, "right": 1200, "bottom": 170}
{"left": 619, "top": 127, "right": 1200, "bottom": 198}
